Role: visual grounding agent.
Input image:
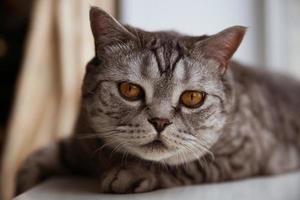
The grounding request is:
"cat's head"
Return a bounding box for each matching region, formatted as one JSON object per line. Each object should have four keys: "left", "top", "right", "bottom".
{"left": 82, "top": 7, "right": 245, "bottom": 165}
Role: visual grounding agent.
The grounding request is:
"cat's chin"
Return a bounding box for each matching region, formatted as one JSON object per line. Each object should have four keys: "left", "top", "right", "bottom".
{"left": 128, "top": 144, "right": 176, "bottom": 162}
{"left": 129, "top": 145, "right": 206, "bottom": 165}
{"left": 135, "top": 151, "right": 175, "bottom": 162}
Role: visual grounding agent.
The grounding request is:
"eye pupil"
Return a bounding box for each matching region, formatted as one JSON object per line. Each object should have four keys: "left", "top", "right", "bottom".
{"left": 180, "top": 91, "right": 205, "bottom": 108}
{"left": 118, "top": 82, "right": 143, "bottom": 101}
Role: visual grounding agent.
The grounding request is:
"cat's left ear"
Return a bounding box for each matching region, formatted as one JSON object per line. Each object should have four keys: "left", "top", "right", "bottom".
{"left": 193, "top": 26, "right": 246, "bottom": 74}
{"left": 89, "top": 7, "right": 136, "bottom": 57}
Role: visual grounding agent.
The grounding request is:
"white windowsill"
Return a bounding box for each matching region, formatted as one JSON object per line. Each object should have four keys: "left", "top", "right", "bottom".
{"left": 14, "top": 171, "right": 300, "bottom": 200}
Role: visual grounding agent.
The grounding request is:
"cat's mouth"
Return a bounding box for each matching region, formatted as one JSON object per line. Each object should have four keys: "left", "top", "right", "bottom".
{"left": 141, "top": 139, "right": 167, "bottom": 150}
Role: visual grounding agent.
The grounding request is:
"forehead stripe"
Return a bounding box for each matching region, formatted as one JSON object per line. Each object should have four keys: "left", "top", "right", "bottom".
{"left": 152, "top": 47, "right": 165, "bottom": 74}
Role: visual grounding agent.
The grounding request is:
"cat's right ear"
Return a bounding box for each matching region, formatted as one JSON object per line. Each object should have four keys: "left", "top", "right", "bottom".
{"left": 192, "top": 26, "right": 246, "bottom": 74}
{"left": 89, "top": 7, "right": 136, "bottom": 57}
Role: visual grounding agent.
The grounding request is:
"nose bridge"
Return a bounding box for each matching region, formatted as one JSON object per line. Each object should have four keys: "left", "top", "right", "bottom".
{"left": 147, "top": 77, "right": 174, "bottom": 119}
{"left": 147, "top": 99, "right": 174, "bottom": 119}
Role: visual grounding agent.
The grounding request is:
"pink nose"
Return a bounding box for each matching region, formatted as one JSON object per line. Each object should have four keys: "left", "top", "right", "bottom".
{"left": 148, "top": 118, "right": 172, "bottom": 133}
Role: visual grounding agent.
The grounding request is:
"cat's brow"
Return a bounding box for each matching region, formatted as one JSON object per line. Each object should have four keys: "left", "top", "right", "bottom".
{"left": 150, "top": 41, "right": 184, "bottom": 75}
{"left": 152, "top": 47, "right": 165, "bottom": 74}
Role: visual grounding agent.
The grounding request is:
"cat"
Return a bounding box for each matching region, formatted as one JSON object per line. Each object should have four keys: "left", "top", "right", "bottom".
{"left": 17, "top": 6, "right": 300, "bottom": 194}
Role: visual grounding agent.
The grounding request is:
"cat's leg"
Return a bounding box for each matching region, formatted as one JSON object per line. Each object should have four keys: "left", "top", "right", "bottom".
{"left": 99, "top": 164, "right": 159, "bottom": 193}
{"left": 99, "top": 162, "right": 203, "bottom": 193}
{"left": 16, "top": 141, "right": 67, "bottom": 194}
{"left": 98, "top": 153, "right": 259, "bottom": 193}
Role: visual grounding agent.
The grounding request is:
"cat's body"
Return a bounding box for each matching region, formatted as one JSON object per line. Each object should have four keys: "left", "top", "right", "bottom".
{"left": 17, "top": 7, "right": 300, "bottom": 194}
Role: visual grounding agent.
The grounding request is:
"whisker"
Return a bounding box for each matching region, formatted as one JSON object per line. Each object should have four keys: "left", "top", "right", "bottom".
{"left": 91, "top": 139, "right": 120, "bottom": 157}
{"left": 75, "top": 130, "right": 120, "bottom": 139}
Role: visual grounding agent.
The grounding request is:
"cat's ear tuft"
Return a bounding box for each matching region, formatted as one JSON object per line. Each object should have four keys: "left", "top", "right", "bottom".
{"left": 195, "top": 26, "right": 246, "bottom": 74}
{"left": 89, "top": 7, "right": 135, "bottom": 55}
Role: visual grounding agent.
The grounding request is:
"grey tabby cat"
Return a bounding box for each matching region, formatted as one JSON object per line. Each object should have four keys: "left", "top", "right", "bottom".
{"left": 17, "top": 7, "right": 300, "bottom": 194}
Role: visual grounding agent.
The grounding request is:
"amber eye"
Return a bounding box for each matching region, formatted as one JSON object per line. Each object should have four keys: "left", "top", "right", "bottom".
{"left": 118, "top": 82, "right": 143, "bottom": 101}
{"left": 180, "top": 91, "right": 205, "bottom": 108}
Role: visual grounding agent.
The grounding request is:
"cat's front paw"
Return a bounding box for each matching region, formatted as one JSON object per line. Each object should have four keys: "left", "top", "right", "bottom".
{"left": 100, "top": 165, "right": 157, "bottom": 193}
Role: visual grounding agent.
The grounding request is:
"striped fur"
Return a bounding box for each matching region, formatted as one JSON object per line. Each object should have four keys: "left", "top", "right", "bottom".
{"left": 17, "top": 7, "right": 300, "bottom": 194}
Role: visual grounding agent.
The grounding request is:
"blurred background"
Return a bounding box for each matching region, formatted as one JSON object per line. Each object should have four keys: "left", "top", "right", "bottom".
{"left": 119, "top": 0, "right": 300, "bottom": 74}
{"left": 0, "top": 0, "right": 299, "bottom": 199}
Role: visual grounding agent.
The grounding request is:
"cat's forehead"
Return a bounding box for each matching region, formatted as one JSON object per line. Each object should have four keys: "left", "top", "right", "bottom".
{"left": 101, "top": 29, "right": 211, "bottom": 81}
{"left": 99, "top": 31, "right": 221, "bottom": 94}
{"left": 104, "top": 48, "right": 215, "bottom": 90}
